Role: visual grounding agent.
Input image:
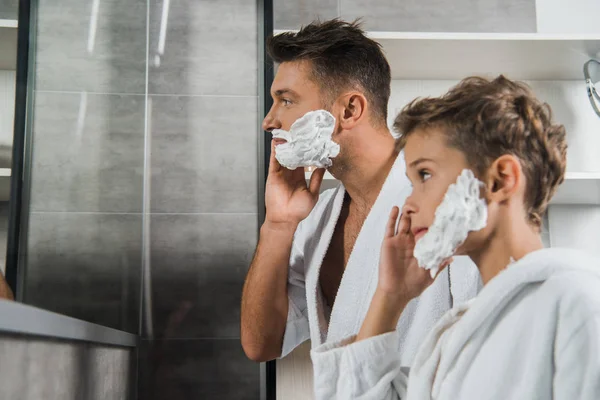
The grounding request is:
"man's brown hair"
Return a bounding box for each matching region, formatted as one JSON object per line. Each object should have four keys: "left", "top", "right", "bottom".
{"left": 267, "top": 19, "right": 391, "bottom": 125}
{"left": 394, "top": 75, "right": 567, "bottom": 228}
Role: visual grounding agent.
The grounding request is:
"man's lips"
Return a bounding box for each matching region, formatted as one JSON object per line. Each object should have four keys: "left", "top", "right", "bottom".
{"left": 272, "top": 138, "right": 287, "bottom": 146}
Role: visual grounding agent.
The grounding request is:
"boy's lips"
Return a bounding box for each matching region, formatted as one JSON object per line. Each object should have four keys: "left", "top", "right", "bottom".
{"left": 412, "top": 227, "right": 428, "bottom": 239}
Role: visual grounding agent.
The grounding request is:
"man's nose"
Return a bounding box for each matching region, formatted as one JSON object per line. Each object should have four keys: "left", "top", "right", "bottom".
{"left": 262, "top": 110, "right": 281, "bottom": 132}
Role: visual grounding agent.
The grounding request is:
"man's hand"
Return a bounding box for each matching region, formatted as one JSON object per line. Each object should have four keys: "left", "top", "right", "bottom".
{"left": 378, "top": 206, "right": 451, "bottom": 303}
{"left": 264, "top": 141, "right": 325, "bottom": 227}
{"left": 0, "top": 272, "right": 14, "bottom": 301}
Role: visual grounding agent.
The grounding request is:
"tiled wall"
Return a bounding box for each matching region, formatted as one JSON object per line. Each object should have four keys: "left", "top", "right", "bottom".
{"left": 25, "top": 0, "right": 145, "bottom": 334}
{"left": 23, "top": 0, "right": 260, "bottom": 398}
{"left": 0, "top": 0, "right": 18, "bottom": 20}
{"left": 137, "top": 1, "right": 259, "bottom": 398}
{"left": 274, "top": 0, "right": 537, "bottom": 32}
{"left": 0, "top": 334, "right": 131, "bottom": 400}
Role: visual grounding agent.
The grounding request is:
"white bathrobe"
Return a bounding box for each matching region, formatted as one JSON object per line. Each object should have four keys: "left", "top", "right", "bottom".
{"left": 281, "top": 153, "right": 482, "bottom": 367}
{"left": 311, "top": 247, "right": 600, "bottom": 400}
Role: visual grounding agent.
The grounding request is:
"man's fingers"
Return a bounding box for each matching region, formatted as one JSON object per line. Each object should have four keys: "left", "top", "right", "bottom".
{"left": 385, "top": 206, "right": 400, "bottom": 237}
{"left": 432, "top": 257, "right": 453, "bottom": 279}
{"left": 308, "top": 168, "right": 325, "bottom": 196}
{"left": 268, "top": 140, "right": 282, "bottom": 174}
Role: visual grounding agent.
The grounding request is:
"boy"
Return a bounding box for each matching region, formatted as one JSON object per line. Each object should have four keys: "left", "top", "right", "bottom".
{"left": 311, "top": 76, "right": 600, "bottom": 399}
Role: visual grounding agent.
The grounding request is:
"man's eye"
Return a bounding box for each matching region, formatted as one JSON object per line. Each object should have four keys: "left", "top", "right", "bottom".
{"left": 282, "top": 99, "right": 292, "bottom": 106}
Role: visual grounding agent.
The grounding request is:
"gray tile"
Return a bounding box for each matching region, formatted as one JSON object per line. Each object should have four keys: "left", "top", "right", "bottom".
{"left": 24, "top": 212, "right": 142, "bottom": 333}
{"left": 341, "top": 0, "right": 536, "bottom": 32}
{"left": 274, "top": 0, "right": 339, "bottom": 30}
{"left": 150, "top": 95, "right": 258, "bottom": 213}
{"left": 30, "top": 92, "right": 145, "bottom": 213}
{"left": 138, "top": 339, "right": 260, "bottom": 400}
{"left": 0, "top": 202, "right": 8, "bottom": 274}
{"left": 0, "top": 0, "right": 18, "bottom": 19}
{"left": 149, "top": 214, "right": 257, "bottom": 339}
{"left": 148, "top": 0, "right": 257, "bottom": 95}
{"left": 35, "top": 0, "right": 146, "bottom": 93}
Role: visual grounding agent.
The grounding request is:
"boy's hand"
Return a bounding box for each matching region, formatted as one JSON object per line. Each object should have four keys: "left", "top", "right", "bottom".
{"left": 377, "top": 206, "right": 451, "bottom": 303}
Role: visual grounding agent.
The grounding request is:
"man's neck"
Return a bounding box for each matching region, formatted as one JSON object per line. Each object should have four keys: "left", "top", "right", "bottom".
{"left": 333, "top": 130, "right": 398, "bottom": 210}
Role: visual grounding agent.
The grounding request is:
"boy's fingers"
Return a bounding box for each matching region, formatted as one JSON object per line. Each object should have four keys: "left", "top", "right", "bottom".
{"left": 385, "top": 206, "right": 400, "bottom": 237}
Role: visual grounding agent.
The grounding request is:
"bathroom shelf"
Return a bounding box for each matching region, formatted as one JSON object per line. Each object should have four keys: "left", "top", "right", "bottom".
{"left": 551, "top": 172, "right": 600, "bottom": 205}
{"left": 0, "top": 19, "right": 18, "bottom": 70}
{"left": 274, "top": 30, "right": 600, "bottom": 80}
{"left": 306, "top": 170, "right": 600, "bottom": 205}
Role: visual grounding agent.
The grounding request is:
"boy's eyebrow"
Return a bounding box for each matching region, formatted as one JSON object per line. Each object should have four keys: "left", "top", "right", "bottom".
{"left": 409, "top": 157, "right": 436, "bottom": 168}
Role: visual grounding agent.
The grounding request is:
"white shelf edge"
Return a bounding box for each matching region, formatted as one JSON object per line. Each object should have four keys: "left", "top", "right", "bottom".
{"left": 564, "top": 172, "right": 600, "bottom": 180}
{"left": 308, "top": 171, "right": 600, "bottom": 181}
{"left": 306, "top": 170, "right": 599, "bottom": 204}
{"left": 274, "top": 29, "right": 600, "bottom": 41}
{"left": 0, "top": 168, "right": 10, "bottom": 177}
{"left": 0, "top": 19, "right": 18, "bottom": 29}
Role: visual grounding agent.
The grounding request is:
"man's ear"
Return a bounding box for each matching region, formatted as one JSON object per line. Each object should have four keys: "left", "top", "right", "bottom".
{"left": 336, "top": 92, "right": 367, "bottom": 130}
{"left": 485, "top": 155, "right": 522, "bottom": 203}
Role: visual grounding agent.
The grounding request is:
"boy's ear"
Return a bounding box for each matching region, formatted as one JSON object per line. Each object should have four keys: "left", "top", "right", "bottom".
{"left": 485, "top": 155, "right": 522, "bottom": 202}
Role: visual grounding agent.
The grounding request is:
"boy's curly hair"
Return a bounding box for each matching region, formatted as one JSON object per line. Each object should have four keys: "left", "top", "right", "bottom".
{"left": 394, "top": 75, "right": 567, "bottom": 228}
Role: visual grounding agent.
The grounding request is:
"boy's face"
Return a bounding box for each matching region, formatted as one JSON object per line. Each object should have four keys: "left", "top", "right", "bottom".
{"left": 262, "top": 61, "right": 328, "bottom": 140}
{"left": 403, "top": 128, "right": 486, "bottom": 253}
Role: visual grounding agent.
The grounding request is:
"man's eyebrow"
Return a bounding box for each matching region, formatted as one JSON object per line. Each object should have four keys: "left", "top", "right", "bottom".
{"left": 272, "top": 88, "right": 298, "bottom": 98}
{"left": 408, "top": 157, "right": 436, "bottom": 168}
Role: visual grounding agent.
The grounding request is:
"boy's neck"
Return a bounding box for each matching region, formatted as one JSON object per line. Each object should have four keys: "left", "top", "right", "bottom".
{"left": 470, "top": 216, "right": 544, "bottom": 285}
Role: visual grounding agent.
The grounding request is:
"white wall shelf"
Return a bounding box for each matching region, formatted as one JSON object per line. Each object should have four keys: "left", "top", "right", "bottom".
{"left": 307, "top": 170, "right": 600, "bottom": 205}
{"left": 274, "top": 30, "right": 600, "bottom": 81}
{"left": 552, "top": 172, "right": 600, "bottom": 205}
{"left": 0, "top": 19, "right": 18, "bottom": 70}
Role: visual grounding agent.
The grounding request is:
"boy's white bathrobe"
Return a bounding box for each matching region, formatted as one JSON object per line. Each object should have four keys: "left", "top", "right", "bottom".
{"left": 311, "top": 247, "right": 600, "bottom": 400}
{"left": 281, "top": 153, "right": 482, "bottom": 367}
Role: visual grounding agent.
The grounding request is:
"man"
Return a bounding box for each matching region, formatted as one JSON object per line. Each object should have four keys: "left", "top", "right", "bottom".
{"left": 241, "top": 19, "right": 480, "bottom": 364}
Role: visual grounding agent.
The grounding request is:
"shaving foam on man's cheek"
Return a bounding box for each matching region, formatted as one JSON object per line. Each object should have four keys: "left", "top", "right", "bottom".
{"left": 413, "top": 169, "right": 488, "bottom": 278}
{"left": 271, "top": 110, "right": 340, "bottom": 169}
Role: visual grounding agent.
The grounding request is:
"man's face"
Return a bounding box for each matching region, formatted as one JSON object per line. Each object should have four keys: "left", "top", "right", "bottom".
{"left": 262, "top": 61, "right": 326, "bottom": 140}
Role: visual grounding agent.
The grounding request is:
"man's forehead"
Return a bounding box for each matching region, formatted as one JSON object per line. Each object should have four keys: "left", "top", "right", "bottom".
{"left": 273, "top": 61, "right": 314, "bottom": 85}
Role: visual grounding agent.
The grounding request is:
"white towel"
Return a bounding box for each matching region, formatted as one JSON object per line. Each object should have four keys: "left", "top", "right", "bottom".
{"left": 311, "top": 247, "right": 600, "bottom": 400}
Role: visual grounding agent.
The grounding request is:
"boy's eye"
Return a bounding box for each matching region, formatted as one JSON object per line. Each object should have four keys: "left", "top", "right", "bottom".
{"left": 419, "top": 170, "right": 432, "bottom": 182}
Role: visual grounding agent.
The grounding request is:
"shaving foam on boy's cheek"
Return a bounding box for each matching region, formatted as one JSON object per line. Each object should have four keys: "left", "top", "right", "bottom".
{"left": 413, "top": 169, "right": 488, "bottom": 278}
{"left": 271, "top": 110, "right": 340, "bottom": 169}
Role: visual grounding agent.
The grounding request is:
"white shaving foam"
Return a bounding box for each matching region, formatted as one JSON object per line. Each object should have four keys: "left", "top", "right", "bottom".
{"left": 272, "top": 110, "right": 340, "bottom": 169}
{"left": 413, "top": 169, "right": 488, "bottom": 278}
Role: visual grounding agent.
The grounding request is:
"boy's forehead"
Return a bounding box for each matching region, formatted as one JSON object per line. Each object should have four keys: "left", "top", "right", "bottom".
{"left": 404, "top": 129, "right": 448, "bottom": 162}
